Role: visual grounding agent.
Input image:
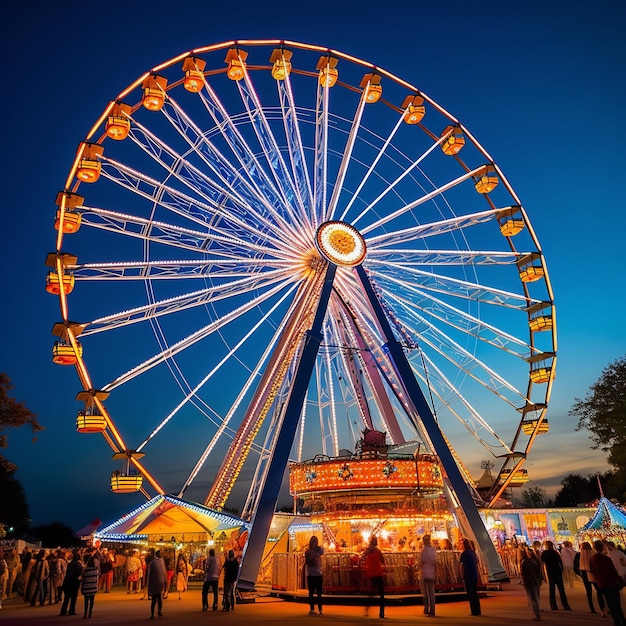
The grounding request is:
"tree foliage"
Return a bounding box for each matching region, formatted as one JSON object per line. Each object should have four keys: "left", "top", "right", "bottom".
{"left": 30, "top": 521, "right": 79, "bottom": 548}
{"left": 0, "top": 372, "right": 43, "bottom": 473}
{"left": 0, "top": 470, "right": 31, "bottom": 535}
{"left": 520, "top": 484, "right": 552, "bottom": 508}
{"left": 571, "top": 355, "right": 626, "bottom": 469}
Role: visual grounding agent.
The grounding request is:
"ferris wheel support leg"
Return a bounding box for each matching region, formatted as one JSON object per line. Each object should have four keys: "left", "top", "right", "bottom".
{"left": 237, "top": 263, "right": 337, "bottom": 593}
{"left": 354, "top": 265, "right": 508, "bottom": 583}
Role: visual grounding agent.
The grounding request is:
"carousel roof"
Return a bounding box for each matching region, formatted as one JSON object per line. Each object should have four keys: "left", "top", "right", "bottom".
{"left": 579, "top": 497, "right": 626, "bottom": 536}
{"left": 94, "top": 494, "right": 248, "bottom": 541}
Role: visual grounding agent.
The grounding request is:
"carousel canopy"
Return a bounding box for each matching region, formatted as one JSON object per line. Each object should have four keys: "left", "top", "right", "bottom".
{"left": 578, "top": 497, "right": 626, "bottom": 541}
{"left": 94, "top": 494, "right": 248, "bottom": 542}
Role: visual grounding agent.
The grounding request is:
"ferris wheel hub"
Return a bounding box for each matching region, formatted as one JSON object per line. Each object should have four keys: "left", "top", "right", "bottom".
{"left": 316, "top": 221, "right": 366, "bottom": 267}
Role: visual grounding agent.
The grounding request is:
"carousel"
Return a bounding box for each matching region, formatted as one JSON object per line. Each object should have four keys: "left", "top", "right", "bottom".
{"left": 270, "top": 430, "right": 467, "bottom": 594}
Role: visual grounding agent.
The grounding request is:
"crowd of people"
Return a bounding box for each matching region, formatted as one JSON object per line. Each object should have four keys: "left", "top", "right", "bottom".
{"left": 2, "top": 536, "right": 626, "bottom": 623}
{"left": 0, "top": 544, "right": 241, "bottom": 619}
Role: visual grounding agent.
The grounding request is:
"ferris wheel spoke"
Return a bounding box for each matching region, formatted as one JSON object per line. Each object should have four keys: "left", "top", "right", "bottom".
{"left": 359, "top": 165, "right": 488, "bottom": 236}
{"left": 197, "top": 73, "right": 294, "bottom": 213}
{"left": 120, "top": 123, "right": 297, "bottom": 247}
{"left": 367, "top": 249, "right": 524, "bottom": 266}
{"left": 410, "top": 352, "right": 513, "bottom": 454}
{"left": 80, "top": 206, "right": 289, "bottom": 259}
{"left": 366, "top": 262, "right": 535, "bottom": 310}
{"left": 103, "top": 278, "right": 298, "bottom": 391}
{"left": 325, "top": 91, "right": 368, "bottom": 221}
{"left": 99, "top": 158, "right": 288, "bottom": 250}
{"left": 237, "top": 70, "right": 305, "bottom": 221}
{"left": 82, "top": 268, "right": 293, "bottom": 335}
{"left": 136, "top": 281, "right": 300, "bottom": 455}
{"left": 376, "top": 275, "right": 531, "bottom": 358}
{"left": 160, "top": 97, "right": 308, "bottom": 246}
{"left": 338, "top": 115, "right": 405, "bottom": 223}
{"left": 346, "top": 129, "right": 448, "bottom": 228}
{"left": 71, "top": 257, "right": 292, "bottom": 280}
{"left": 312, "top": 81, "right": 333, "bottom": 226}
{"left": 394, "top": 306, "right": 528, "bottom": 407}
{"left": 366, "top": 209, "right": 500, "bottom": 249}
{"left": 179, "top": 296, "right": 297, "bottom": 496}
{"left": 277, "top": 77, "right": 314, "bottom": 219}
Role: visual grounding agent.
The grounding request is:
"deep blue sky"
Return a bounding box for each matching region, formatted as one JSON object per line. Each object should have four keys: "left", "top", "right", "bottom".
{"left": 1, "top": 1, "right": 624, "bottom": 531}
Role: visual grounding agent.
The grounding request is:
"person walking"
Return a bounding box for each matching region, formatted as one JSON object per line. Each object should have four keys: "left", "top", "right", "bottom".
{"left": 590, "top": 539, "right": 625, "bottom": 626}
{"left": 304, "top": 535, "right": 324, "bottom": 616}
{"left": 419, "top": 535, "right": 437, "bottom": 617}
{"left": 520, "top": 546, "right": 542, "bottom": 622}
{"left": 81, "top": 549, "right": 99, "bottom": 619}
{"left": 459, "top": 538, "right": 481, "bottom": 616}
{"left": 364, "top": 536, "right": 385, "bottom": 619}
{"left": 222, "top": 550, "right": 239, "bottom": 612}
{"left": 579, "top": 540, "right": 605, "bottom": 614}
{"left": 201, "top": 548, "right": 220, "bottom": 611}
{"left": 147, "top": 550, "right": 167, "bottom": 619}
{"left": 540, "top": 540, "right": 571, "bottom": 611}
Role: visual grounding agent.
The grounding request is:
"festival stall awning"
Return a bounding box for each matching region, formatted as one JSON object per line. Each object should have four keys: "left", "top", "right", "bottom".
{"left": 94, "top": 494, "right": 248, "bottom": 543}
{"left": 577, "top": 497, "right": 626, "bottom": 544}
{"left": 75, "top": 518, "right": 102, "bottom": 538}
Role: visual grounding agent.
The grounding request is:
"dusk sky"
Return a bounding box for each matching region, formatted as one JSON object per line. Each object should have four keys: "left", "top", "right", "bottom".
{"left": 2, "top": 1, "right": 624, "bottom": 532}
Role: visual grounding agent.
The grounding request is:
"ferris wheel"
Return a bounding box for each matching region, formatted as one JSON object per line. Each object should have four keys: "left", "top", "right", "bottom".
{"left": 47, "top": 39, "right": 555, "bottom": 549}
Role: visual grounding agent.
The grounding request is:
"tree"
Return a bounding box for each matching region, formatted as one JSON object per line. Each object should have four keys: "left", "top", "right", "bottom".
{"left": 0, "top": 372, "right": 43, "bottom": 473}
{"left": 570, "top": 355, "right": 626, "bottom": 470}
{"left": 30, "top": 521, "right": 78, "bottom": 548}
{"left": 520, "top": 484, "right": 552, "bottom": 508}
{"left": 0, "top": 470, "right": 31, "bottom": 535}
{"left": 554, "top": 473, "right": 602, "bottom": 506}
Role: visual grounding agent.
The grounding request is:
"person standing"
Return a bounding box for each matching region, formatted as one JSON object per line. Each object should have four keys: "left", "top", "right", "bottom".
{"left": 6, "top": 548, "right": 20, "bottom": 599}
{"left": 364, "top": 536, "right": 385, "bottom": 619}
{"left": 419, "top": 535, "right": 437, "bottom": 617}
{"left": 459, "top": 538, "right": 481, "bottom": 616}
{"left": 0, "top": 551, "right": 7, "bottom": 609}
{"left": 176, "top": 554, "right": 191, "bottom": 600}
{"left": 560, "top": 541, "right": 577, "bottom": 589}
{"left": 304, "top": 535, "right": 325, "bottom": 616}
{"left": 222, "top": 550, "right": 239, "bottom": 612}
{"left": 201, "top": 548, "right": 220, "bottom": 612}
{"left": 590, "top": 539, "right": 625, "bottom": 626}
{"left": 81, "top": 550, "right": 99, "bottom": 619}
{"left": 520, "top": 547, "right": 542, "bottom": 622}
{"left": 30, "top": 549, "right": 49, "bottom": 607}
{"left": 51, "top": 549, "right": 67, "bottom": 604}
{"left": 147, "top": 550, "right": 167, "bottom": 619}
{"left": 59, "top": 550, "right": 83, "bottom": 616}
{"left": 125, "top": 550, "right": 141, "bottom": 594}
{"left": 98, "top": 548, "right": 114, "bottom": 593}
{"left": 540, "top": 540, "right": 571, "bottom": 611}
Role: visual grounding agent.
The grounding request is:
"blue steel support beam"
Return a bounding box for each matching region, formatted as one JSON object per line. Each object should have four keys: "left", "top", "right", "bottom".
{"left": 354, "top": 265, "right": 507, "bottom": 582}
{"left": 237, "top": 263, "right": 337, "bottom": 591}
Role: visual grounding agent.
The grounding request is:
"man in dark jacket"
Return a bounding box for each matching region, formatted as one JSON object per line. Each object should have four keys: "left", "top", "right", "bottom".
{"left": 59, "top": 550, "right": 83, "bottom": 616}
{"left": 222, "top": 550, "right": 239, "bottom": 611}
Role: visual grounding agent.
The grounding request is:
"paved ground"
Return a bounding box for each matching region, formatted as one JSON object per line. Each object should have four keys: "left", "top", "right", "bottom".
{"left": 0, "top": 580, "right": 617, "bottom": 625}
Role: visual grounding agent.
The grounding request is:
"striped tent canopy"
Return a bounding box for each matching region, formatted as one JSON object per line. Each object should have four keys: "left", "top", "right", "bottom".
{"left": 578, "top": 497, "right": 626, "bottom": 545}
{"left": 94, "top": 494, "right": 248, "bottom": 543}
